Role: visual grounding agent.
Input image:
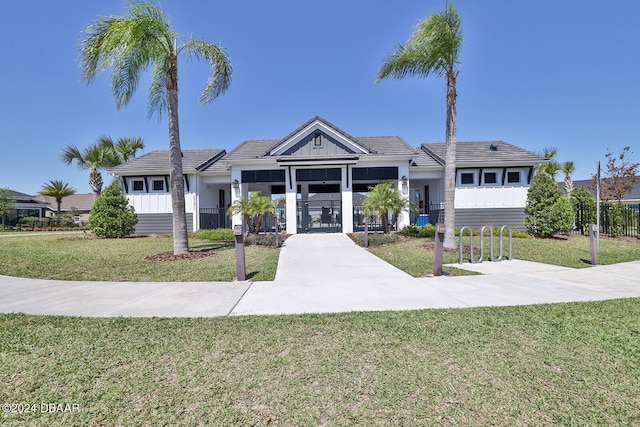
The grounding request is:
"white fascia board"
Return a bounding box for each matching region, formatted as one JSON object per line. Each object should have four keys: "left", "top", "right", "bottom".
{"left": 270, "top": 120, "right": 369, "bottom": 156}
{"left": 355, "top": 154, "right": 415, "bottom": 165}
{"left": 275, "top": 159, "right": 359, "bottom": 167}
{"left": 224, "top": 158, "right": 280, "bottom": 168}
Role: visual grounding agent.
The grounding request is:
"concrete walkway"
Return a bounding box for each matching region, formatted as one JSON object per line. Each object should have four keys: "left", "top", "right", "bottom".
{"left": 1, "top": 233, "right": 639, "bottom": 317}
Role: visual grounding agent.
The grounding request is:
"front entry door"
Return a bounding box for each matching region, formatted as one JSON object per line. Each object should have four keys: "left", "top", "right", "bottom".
{"left": 297, "top": 199, "right": 342, "bottom": 233}
{"left": 296, "top": 183, "right": 341, "bottom": 233}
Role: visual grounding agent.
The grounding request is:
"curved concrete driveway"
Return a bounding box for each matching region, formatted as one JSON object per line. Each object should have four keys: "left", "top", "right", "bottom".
{"left": 1, "top": 233, "right": 639, "bottom": 317}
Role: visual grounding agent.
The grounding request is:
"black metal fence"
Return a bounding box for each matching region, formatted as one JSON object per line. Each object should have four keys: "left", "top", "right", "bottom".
{"left": 352, "top": 206, "right": 402, "bottom": 232}
{"left": 199, "top": 208, "right": 230, "bottom": 230}
{"left": 200, "top": 207, "right": 286, "bottom": 233}
{"left": 574, "top": 202, "right": 640, "bottom": 238}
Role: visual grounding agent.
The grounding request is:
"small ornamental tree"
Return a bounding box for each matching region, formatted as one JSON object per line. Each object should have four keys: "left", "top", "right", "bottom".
{"left": 0, "top": 188, "right": 15, "bottom": 230}
{"left": 228, "top": 192, "right": 276, "bottom": 234}
{"left": 88, "top": 182, "right": 137, "bottom": 238}
{"left": 525, "top": 173, "right": 574, "bottom": 237}
{"left": 592, "top": 146, "right": 640, "bottom": 203}
{"left": 362, "top": 181, "right": 411, "bottom": 234}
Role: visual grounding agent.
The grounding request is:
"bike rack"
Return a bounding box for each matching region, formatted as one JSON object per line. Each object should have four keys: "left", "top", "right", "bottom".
{"left": 459, "top": 226, "right": 479, "bottom": 264}
{"left": 459, "top": 225, "right": 513, "bottom": 264}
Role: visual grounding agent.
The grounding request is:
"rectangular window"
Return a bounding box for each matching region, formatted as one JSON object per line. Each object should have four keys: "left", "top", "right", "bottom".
{"left": 352, "top": 167, "right": 398, "bottom": 181}
{"left": 152, "top": 180, "right": 164, "bottom": 191}
{"left": 296, "top": 168, "right": 342, "bottom": 182}
{"left": 507, "top": 171, "right": 521, "bottom": 184}
{"left": 241, "top": 169, "right": 286, "bottom": 183}
{"left": 132, "top": 180, "right": 144, "bottom": 191}
{"left": 483, "top": 172, "right": 497, "bottom": 184}
{"left": 460, "top": 173, "right": 475, "bottom": 185}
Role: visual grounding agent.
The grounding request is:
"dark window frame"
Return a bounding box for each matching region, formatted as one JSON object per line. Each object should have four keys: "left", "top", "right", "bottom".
{"left": 460, "top": 172, "right": 475, "bottom": 185}
{"left": 483, "top": 172, "right": 498, "bottom": 185}
{"left": 507, "top": 171, "right": 521, "bottom": 184}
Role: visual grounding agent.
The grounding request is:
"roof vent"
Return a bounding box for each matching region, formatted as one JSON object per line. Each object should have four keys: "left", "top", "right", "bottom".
{"left": 490, "top": 144, "right": 498, "bottom": 151}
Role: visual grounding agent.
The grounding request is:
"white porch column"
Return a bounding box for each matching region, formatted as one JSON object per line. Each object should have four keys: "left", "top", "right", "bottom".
{"left": 341, "top": 165, "right": 353, "bottom": 233}
{"left": 397, "top": 164, "right": 411, "bottom": 230}
{"left": 230, "top": 170, "right": 243, "bottom": 230}
{"left": 285, "top": 167, "right": 298, "bottom": 234}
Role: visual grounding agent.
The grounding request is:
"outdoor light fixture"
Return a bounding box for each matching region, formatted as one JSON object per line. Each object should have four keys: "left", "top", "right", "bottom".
{"left": 401, "top": 176, "right": 408, "bottom": 194}
{"left": 232, "top": 179, "right": 239, "bottom": 189}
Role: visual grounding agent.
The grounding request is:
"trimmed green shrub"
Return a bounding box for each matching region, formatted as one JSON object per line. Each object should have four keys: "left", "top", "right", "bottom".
{"left": 88, "top": 182, "right": 138, "bottom": 238}
{"left": 400, "top": 224, "right": 436, "bottom": 238}
{"left": 525, "top": 173, "right": 574, "bottom": 237}
{"left": 197, "top": 228, "right": 234, "bottom": 241}
{"left": 245, "top": 233, "right": 289, "bottom": 247}
{"left": 351, "top": 232, "right": 402, "bottom": 247}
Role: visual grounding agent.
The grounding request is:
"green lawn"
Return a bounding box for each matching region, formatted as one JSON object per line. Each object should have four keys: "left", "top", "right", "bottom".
{"left": 1, "top": 300, "right": 639, "bottom": 425}
{"left": 0, "top": 235, "right": 279, "bottom": 281}
{"left": 366, "top": 235, "right": 640, "bottom": 277}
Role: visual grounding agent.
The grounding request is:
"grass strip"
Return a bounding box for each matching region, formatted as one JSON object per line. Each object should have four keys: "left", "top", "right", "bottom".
{"left": 0, "top": 235, "right": 279, "bottom": 282}
{"left": 1, "top": 299, "right": 639, "bottom": 425}
{"left": 367, "top": 235, "right": 640, "bottom": 277}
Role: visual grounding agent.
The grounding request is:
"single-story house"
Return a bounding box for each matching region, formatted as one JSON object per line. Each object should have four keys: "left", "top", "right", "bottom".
{"left": 34, "top": 194, "right": 96, "bottom": 223}
{"left": 108, "top": 117, "right": 547, "bottom": 235}
{"left": 571, "top": 177, "right": 640, "bottom": 204}
{"left": 1, "top": 190, "right": 48, "bottom": 227}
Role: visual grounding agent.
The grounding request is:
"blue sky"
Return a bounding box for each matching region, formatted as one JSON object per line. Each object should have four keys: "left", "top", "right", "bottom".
{"left": 2, "top": 0, "right": 639, "bottom": 194}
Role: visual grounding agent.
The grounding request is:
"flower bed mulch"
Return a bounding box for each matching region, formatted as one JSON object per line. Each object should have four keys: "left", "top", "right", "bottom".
{"left": 145, "top": 251, "right": 213, "bottom": 262}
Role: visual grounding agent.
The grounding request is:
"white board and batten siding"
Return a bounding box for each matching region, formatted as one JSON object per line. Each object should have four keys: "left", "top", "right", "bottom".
{"left": 127, "top": 193, "right": 198, "bottom": 235}
{"left": 454, "top": 186, "right": 529, "bottom": 208}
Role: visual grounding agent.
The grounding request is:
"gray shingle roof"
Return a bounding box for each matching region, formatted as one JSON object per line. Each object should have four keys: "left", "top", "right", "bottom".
{"left": 421, "top": 141, "right": 545, "bottom": 167}
{"left": 411, "top": 148, "right": 442, "bottom": 168}
{"left": 108, "top": 149, "right": 225, "bottom": 175}
{"left": 223, "top": 139, "right": 280, "bottom": 160}
{"left": 355, "top": 136, "right": 415, "bottom": 156}
{"left": 35, "top": 194, "right": 96, "bottom": 211}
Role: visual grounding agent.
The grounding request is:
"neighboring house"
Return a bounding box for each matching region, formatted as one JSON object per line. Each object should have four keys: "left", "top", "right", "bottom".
{"left": 2, "top": 190, "right": 48, "bottom": 226}
{"left": 571, "top": 177, "right": 640, "bottom": 204}
{"left": 108, "top": 117, "right": 547, "bottom": 234}
{"left": 34, "top": 194, "right": 96, "bottom": 223}
{"left": 108, "top": 149, "right": 227, "bottom": 235}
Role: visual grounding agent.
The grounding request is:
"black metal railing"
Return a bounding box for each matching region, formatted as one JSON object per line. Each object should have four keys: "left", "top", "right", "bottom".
{"left": 574, "top": 202, "right": 639, "bottom": 238}
{"left": 352, "top": 206, "right": 392, "bottom": 232}
{"left": 199, "top": 208, "right": 230, "bottom": 230}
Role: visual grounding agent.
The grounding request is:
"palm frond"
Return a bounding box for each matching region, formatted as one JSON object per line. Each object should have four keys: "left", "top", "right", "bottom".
{"left": 60, "top": 145, "right": 83, "bottom": 166}
{"left": 78, "top": 1, "right": 175, "bottom": 110}
{"left": 147, "top": 58, "right": 169, "bottom": 120}
{"left": 181, "top": 37, "right": 232, "bottom": 104}
{"left": 377, "top": 2, "right": 462, "bottom": 83}
{"left": 562, "top": 161, "right": 576, "bottom": 176}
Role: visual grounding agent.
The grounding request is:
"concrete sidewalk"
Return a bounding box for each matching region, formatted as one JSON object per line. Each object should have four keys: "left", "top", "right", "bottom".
{"left": 1, "top": 233, "right": 639, "bottom": 317}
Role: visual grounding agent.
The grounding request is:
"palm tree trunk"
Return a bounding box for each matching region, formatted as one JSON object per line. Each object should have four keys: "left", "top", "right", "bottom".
{"left": 564, "top": 176, "right": 574, "bottom": 198}
{"left": 167, "top": 53, "right": 189, "bottom": 255}
{"left": 89, "top": 170, "right": 103, "bottom": 198}
{"left": 443, "top": 70, "right": 458, "bottom": 249}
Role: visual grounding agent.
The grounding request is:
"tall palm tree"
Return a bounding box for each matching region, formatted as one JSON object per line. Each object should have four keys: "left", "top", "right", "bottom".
{"left": 536, "top": 146, "right": 563, "bottom": 179}
{"left": 562, "top": 161, "right": 576, "bottom": 198}
{"left": 99, "top": 136, "right": 145, "bottom": 163}
{"left": 377, "top": 3, "right": 463, "bottom": 248}
{"left": 78, "top": 1, "right": 232, "bottom": 255}
{"left": 61, "top": 142, "right": 118, "bottom": 198}
{"left": 39, "top": 180, "right": 77, "bottom": 215}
